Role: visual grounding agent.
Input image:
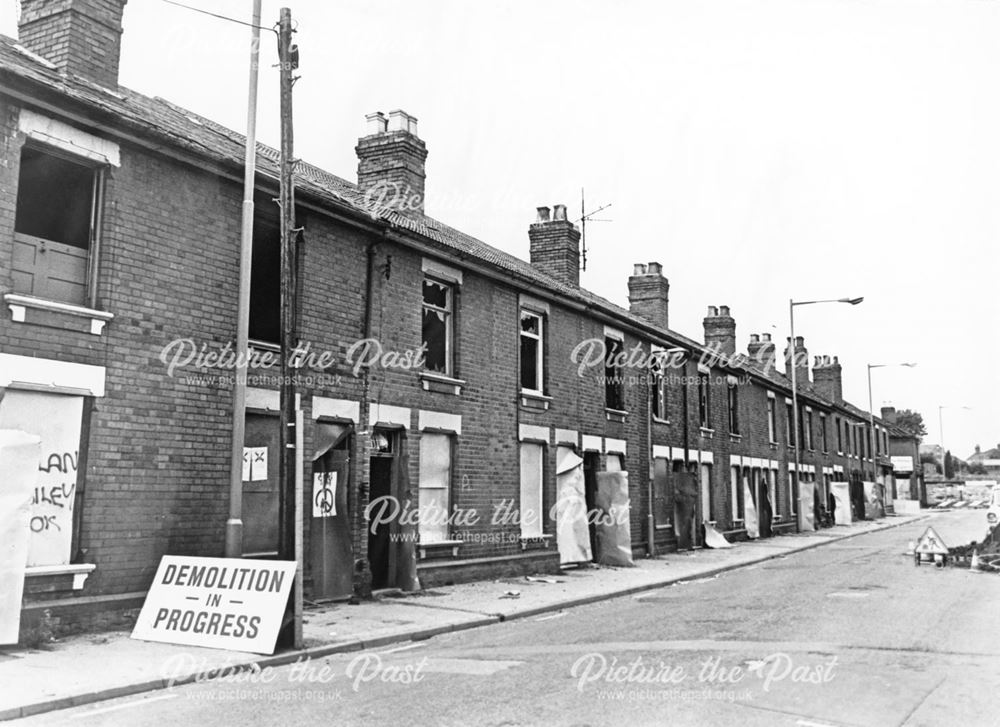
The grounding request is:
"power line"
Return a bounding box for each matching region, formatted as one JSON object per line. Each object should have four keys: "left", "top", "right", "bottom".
{"left": 161, "top": 0, "right": 276, "bottom": 33}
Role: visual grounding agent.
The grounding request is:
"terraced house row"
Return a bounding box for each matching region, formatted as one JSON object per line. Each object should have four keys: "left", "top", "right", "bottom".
{"left": 0, "top": 0, "right": 921, "bottom": 633}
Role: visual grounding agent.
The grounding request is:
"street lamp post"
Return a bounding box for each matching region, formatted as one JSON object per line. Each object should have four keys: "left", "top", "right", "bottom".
{"left": 789, "top": 297, "right": 863, "bottom": 532}
{"left": 938, "top": 405, "right": 972, "bottom": 480}
{"left": 867, "top": 362, "right": 916, "bottom": 512}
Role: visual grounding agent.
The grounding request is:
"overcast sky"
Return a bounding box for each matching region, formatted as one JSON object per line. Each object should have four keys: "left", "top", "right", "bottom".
{"left": 2, "top": 0, "right": 996, "bottom": 458}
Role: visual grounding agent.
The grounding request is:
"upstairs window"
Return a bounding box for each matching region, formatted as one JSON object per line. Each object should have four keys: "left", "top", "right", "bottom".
{"left": 13, "top": 145, "right": 103, "bottom": 306}
{"left": 727, "top": 378, "right": 739, "bottom": 434}
{"left": 821, "top": 414, "right": 828, "bottom": 452}
{"left": 767, "top": 395, "right": 777, "bottom": 443}
{"left": 805, "top": 409, "right": 814, "bottom": 450}
{"left": 605, "top": 335, "right": 625, "bottom": 411}
{"left": 698, "top": 372, "right": 711, "bottom": 428}
{"left": 650, "top": 351, "right": 667, "bottom": 420}
{"left": 785, "top": 402, "right": 793, "bottom": 444}
{"left": 422, "top": 278, "right": 454, "bottom": 375}
{"left": 249, "top": 204, "right": 281, "bottom": 344}
{"left": 519, "top": 310, "right": 544, "bottom": 393}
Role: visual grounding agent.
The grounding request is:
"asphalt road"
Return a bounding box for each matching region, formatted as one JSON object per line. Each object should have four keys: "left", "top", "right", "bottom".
{"left": 23, "top": 510, "right": 1000, "bottom": 727}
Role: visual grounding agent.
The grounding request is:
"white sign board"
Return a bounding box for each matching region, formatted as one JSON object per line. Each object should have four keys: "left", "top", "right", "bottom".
{"left": 0, "top": 391, "right": 83, "bottom": 566}
{"left": 131, "top": 556, "right": 295, "bottom": 654}
{"left": 312, "top": 472, "right": 337, "bottom": 518}
{"left": 0, "top": 430, "right": 40, "bottom": 644}
{"left": 890, "top": 456, "right": 914, "bottom": 474}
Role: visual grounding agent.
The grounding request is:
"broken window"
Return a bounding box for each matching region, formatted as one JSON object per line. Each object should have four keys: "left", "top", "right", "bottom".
{"left": 422, "top": 278, "right": 454, "bottom": 375}
{"left": 13, "top": 145, "right": 103, "bottom": 306}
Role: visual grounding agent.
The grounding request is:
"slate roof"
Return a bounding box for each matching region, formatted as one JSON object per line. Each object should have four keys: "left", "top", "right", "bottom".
{"left": 0, "top": 34, "right": 883, "bottom": 423}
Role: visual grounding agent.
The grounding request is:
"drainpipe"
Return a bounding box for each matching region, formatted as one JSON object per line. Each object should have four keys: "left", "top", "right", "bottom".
{"left": 646, "top": 353, "right": 655, "bottom": 558}
{"left": 354, "top": 238, "right": 380, "bottom": 596}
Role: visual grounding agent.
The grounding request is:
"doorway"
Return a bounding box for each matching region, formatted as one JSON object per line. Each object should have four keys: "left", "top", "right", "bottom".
{"left": 583, "top": 452, "right": 601, "bottom": 562}
{"left": 243, "top": 413, "right": 280, "bottom": 557}
{"left": 368, "top": 452, "right": 395, "bottom": 590}
{"left": 311, "top": 424, "right": 353, "bottom": 600}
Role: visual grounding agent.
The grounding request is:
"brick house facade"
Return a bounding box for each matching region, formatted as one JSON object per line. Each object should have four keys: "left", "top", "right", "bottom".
{"left": 0, "top": 0, "right": 905, "bottom": 633}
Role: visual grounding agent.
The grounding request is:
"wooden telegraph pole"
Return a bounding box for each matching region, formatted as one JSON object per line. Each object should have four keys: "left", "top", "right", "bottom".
{"left": 276, "top": 6, "right": 300, "bottom": 647}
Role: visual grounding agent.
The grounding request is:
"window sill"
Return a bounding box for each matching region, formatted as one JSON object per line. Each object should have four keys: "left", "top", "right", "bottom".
{"left": 769, "top": 442, "right": 779, "bottom": 450}
{"left": 519, "top": 390, "right": 552, "bottom": 411}
{"left": 655, "top": 523, "right": 673, "bottom": 531}
{"left": 652, "top": 416, "right": 670, "bottom": 425}
{"left": 249, "top": 339, "right": 281, "bottom": 353}
{"left": 700, "top": 427, "right": 714, "bottom": 439}
{"left": 5, "top": 293, "right": 113, "bottom": 335}
{"left": 519, "top": 534, "right": 553, "bottom": 551}
{"left": 419, "top": 371, "right": 466, "bottom": 395}
{"left": 605, "top": 408, "right": 628, "bottom": 423}
{"left": 729, "top": 432, "right": 742, "bottom": 443}
{"left": 24, "top": 563, "right": 95, "bottom": 591}
{"left": 418, "top": 539, "right": 463, "bottom": 559}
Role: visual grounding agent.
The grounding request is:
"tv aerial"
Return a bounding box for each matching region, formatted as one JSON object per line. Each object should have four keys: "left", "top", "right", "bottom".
{"left": 576, "top": 188, "right": 612, "bottom": 272}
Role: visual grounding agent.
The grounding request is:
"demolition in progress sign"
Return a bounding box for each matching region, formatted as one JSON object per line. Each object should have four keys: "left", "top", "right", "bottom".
{"left": 131, "top": 556, "right": 295, "bottom": 654}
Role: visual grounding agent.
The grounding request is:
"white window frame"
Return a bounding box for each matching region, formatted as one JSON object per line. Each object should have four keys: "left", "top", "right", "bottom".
{"left": 519, "top": 309, "right": 544, "bottom": 395}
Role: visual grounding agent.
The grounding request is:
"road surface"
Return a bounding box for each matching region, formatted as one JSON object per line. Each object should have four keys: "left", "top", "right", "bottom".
{"left": 22, "top": 509, "right": 1000, "bottom": 727}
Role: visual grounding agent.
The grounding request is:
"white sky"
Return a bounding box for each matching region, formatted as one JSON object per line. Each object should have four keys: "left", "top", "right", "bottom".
{"left": 2, "top": 0, "right": 996, "bottom": 457}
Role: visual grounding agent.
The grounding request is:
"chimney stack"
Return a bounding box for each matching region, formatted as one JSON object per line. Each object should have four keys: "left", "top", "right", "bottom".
{"left": 627, "top": 262, "right": 670, "bottom": 329}
{"left": 356, "top": 109, "right": 428, "bottom": 214}
{"left": 703, "top": 305, "right": 736, "bottom": 356}
{"left": 19, "top": 0, "right": 128, "bottom": 89}
{"left": 783, "top": 336, "right": 809, "bottom": 383}
{"left": 747, "top": 333, "right": 777, "bottom": 369}
{"left": 880, "top": 405, "right": 897, "bottom": 424}
{"left": 812, "top": 354, "right": 843, "bottom": 402}
{"left": 528, "top": 203, "right": 581, "bottom": 287}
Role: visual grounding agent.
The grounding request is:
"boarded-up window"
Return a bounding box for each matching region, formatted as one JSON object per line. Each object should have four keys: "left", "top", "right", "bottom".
{"left": 519, "top": 442, "right": 544, "bottom": 537}
{"left": 419, "top": 434, "right": 452, "bottom": 543}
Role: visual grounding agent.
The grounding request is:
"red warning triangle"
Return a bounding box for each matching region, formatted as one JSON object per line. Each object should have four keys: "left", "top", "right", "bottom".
{"left": 913, "top": 526, "right": 949, "bottom": 555}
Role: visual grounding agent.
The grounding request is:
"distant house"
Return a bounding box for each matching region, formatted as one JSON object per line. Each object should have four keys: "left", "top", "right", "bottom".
{"left": 968, "top": 445, "right": 1000, "bottom": 477}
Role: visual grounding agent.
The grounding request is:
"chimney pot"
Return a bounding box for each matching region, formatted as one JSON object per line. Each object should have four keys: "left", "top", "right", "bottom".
{"left": 388, "top": 109, "right": 415, "bottom": 134}
{"left": 708, "top": 306, "right": 718, "bottom": 316}
{"left": 762, "top": 333, "right": 771, "bottom": 342}
{"left": 647, "top": 262, "right": 662, "bottom": 275}
{"left": 719, "top": 305, "right": 730, "bottom": 316}
{"left": 750, "top": 334, "right": 760, "bottom": 343}
{"left": 553, "top": 204, "right": 568, "bottom": 221}
{"left": 365, "top": 111, "right": 388, "bottom": 135}
{"left": 633, "top": 263, "right": 647, "bottom": 276}
{"left": 536, "top": 206, "right": 551, "bottom": 223}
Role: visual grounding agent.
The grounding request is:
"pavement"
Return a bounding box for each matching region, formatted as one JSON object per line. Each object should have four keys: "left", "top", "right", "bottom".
{"left": 0, "top": 514, "right": 927, "bottom": 722}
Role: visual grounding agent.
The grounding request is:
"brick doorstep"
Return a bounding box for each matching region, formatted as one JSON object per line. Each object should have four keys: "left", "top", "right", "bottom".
{"left": 0, "top": 516, "right": 924, "bottom": 722}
